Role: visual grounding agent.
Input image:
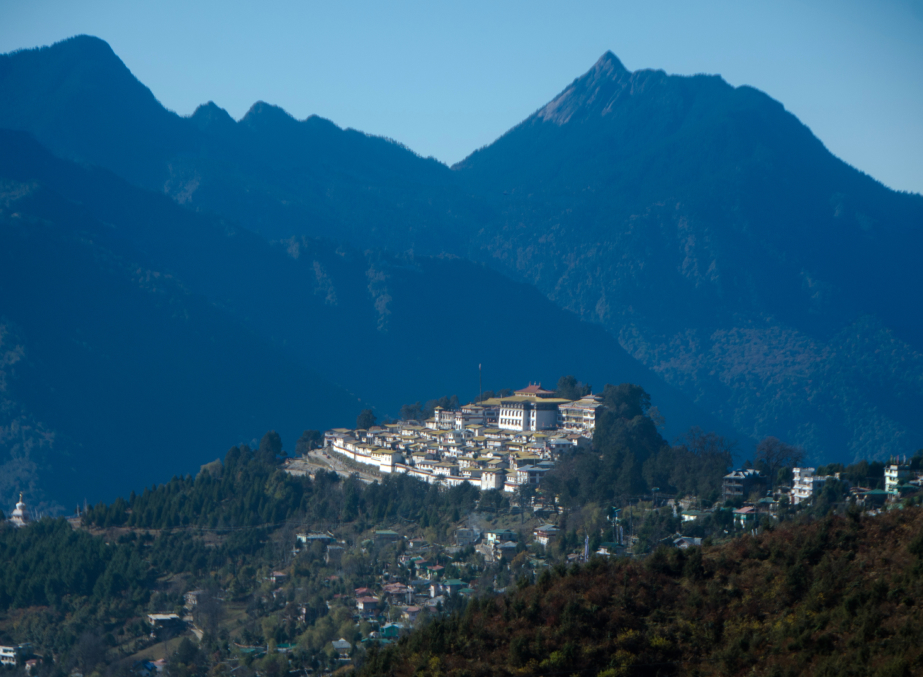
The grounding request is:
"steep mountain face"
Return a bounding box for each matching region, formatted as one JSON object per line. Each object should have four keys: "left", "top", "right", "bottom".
{"left": 0, "top": 35, "right": 196, "bottom": 187}
{"left": 1, "top": 37, "right": 921, "bottom": 464}
{"left": 0, "top": 130, "right": 726, "bottom": 510}
{"left": 455, "top": 53, "right": 922, "bottom": 336}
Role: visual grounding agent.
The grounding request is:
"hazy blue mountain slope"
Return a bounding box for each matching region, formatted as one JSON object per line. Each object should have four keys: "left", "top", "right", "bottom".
{"left": 454, "top": 52, "right": 922, "bottom": 342}
{"left": 0, "top": 131, "right": 735, "bottom": 511}
{"left": 0, "top": 320, "right": 57, "bottom": 514}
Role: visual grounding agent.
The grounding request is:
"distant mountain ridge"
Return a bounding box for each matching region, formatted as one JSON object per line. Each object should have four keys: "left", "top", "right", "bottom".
{"left": 0, "top": 35, "right": 469, "bottom": 250}
{"left": 451, "top": 52, "right": 923, "bottom": 462}
{"left": 1, "top": 36, "right": 921, "bottom": 465}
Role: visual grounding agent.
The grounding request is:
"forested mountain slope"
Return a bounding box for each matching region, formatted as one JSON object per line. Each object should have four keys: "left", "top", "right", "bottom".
{"left": 0, "top": 130, "right": 726, "bottom": 511}
{"left": 0, "top": 141, "right": 362, "bottom": 511}
{"left": 363, "top": 508, "right": 923, "bottom": 677}
{"left": 2, "top": 37, "right": 922, "bottom": 463}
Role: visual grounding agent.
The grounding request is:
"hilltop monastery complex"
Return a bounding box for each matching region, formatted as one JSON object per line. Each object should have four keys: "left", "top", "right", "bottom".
{"left": 324, "top": 384, "right": 601, "bottom": 493}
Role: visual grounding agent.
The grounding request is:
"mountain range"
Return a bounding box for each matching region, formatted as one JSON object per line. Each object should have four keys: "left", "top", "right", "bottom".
{"left": 1, "top": 35, "right": 922, "bottom": 507}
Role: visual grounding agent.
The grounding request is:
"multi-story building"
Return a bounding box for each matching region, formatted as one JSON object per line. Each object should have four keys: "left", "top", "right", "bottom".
{"left": 722, "top": 469, "right": 766, "bottom": 501}
{"left": 533, "top": 524, "right": 560, "bottom": 547}
{"left": 792, "top": 467, "right": 828, "bottom": 504}
{"left": 433, "top": 403, "right": 496, "bottom": 430}
{"left": 497, "top": 384, "right": 570, "bottom": 432}
{"left": 516, "top": 465, "right": 549, "bottom": 486}
{"left": 480, "top": 469, "right": 505, "bottom": 491}
{"left": 0, "top": 644, "right": 30, "bottom": 667}
{"left": 558, "top": 395, "right": 603, "bottom": 434}
{"left": 885, "top": 462, "right": 912, "bottom": 494}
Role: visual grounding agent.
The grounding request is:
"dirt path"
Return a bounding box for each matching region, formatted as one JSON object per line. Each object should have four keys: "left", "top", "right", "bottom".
{"left": 284, "top": 451, "right": 379, "bottom": 484}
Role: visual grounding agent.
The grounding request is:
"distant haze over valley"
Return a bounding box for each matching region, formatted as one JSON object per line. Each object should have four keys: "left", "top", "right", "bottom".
{"left": 1, "top": 35, "right": 921, "bottom": 510}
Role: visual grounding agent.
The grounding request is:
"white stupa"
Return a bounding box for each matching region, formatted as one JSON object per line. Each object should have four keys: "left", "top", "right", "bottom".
{"left": 9, "top": 492, "right": 31, "bottom": 528}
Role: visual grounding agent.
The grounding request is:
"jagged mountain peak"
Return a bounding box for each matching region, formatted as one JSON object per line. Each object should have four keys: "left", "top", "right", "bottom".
{"left": 530, "top": 51, "right": 737, "bottom": 130}
{"left": 240, "top": 101, "right": 343, "bottom": 133}
{"left": 592, "top": 50, "right": 629, "bottom": 77}
{"left": 45, "top": 34, "right": 117, "bottom": 59}
{"left": 0, "top": 34, "right": 192, "bottom": 186}
{"left": 3, "top": 37, "right": 921, "bottom": 466}
{"left": 534, "top": 51, "right": 637, "bottom": 125}
{"left": 190, "top": 101, "right": 236, "bottom": 134}
{"left": 0, "top": 34, "right": 122, "bottom": 69}
{"left": 243, "top": 100, "right": 292, "bottom": 119}
{"left": 1, "top": 34, "right": 146, "bottom": 97}
{"left": 240, "top": 100, "right": 302, "bottom": 133}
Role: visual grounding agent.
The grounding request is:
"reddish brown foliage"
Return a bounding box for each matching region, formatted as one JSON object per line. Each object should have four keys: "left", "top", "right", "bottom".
{"left": 363, "top": 509, "right": 923, "bottom": 676}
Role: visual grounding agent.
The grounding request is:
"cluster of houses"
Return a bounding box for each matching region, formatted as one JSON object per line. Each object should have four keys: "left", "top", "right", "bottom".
{"left": 304, "top": 536, "right": 486, "bottom": 664}
{"left": 716, "top": 458, "right": 923, "bottom": 528}
{"left": 287, "top": 523, "right": 578, "bottom": 661}
{"left": 323, "top": 384, "right": 601, "bottom": 493}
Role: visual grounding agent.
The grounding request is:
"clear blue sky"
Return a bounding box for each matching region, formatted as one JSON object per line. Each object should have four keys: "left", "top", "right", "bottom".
{"left": 2, "top": 0, "right": 922, "bottom": 193}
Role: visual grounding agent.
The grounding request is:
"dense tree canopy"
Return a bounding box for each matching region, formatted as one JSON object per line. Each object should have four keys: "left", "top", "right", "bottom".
{"left": 543, "top": 384, "right": 665, "bottom": 506}
{"left": 755, "top": 436, "right": 805, "bottom": 489}
{"left": 543, "top": 385, "right": 733, "bottom": 507}
{"left": 356, "top": 409, "right": 377, "bottom": 430}
{"left": 0, "top": 518, "right": 151, "bottom": 610}
{"left": 83, "top": 436, "right": 487, "bottom": 536}
{"left": 295, "top": 430, "right": 323, "bottom": 455}
{"left": 555, "top": 375, "right": 591, "bottom": 401}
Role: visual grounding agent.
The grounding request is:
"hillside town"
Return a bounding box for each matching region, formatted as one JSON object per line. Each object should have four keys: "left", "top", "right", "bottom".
{"left": 323, "top": 384, "right": 600, "bottom": 492}
{"left": 6, "top": 382, "right": 923, "bottom": 673}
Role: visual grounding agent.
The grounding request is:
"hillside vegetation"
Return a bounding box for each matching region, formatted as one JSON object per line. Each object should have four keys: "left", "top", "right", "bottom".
{"left": 0, "top": 437, "right": 490, "bottom": 673}
{"left": 81, "top": 438, "right": 483, "bottom": 535}
{"left": 363, "top": 508, "right": 923, "bottom": 677}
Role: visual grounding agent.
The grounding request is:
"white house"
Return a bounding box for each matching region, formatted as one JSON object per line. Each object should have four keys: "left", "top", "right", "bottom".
{"left": 497, "top": 385, "right": 570, "bottom": 432}
{"left": 515, "top": 465, "right": 548, "bottom": 487}
{"left": 792, "top": 468, "right": 829, "bottom": 504}
{"left": 885, "top": 462, "right": 912, "bottom": 494}
{"left": 0, "top": 644, "right": 30, "bottom": 667}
